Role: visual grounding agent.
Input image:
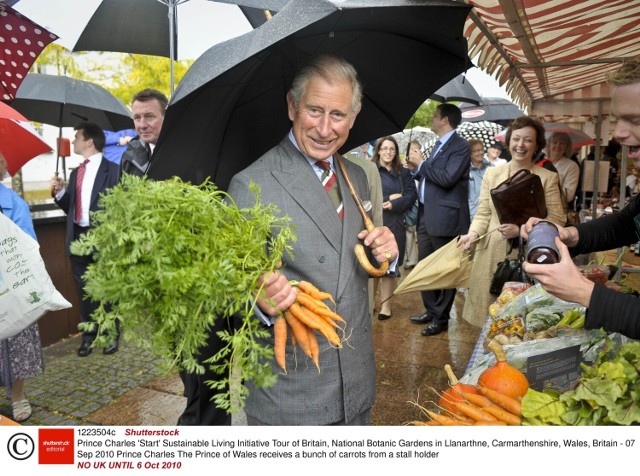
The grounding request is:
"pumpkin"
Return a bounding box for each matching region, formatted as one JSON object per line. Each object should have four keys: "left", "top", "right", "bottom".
{"left": 478, "top": 339, "right": 529, "bottom": 398}
{"left": 438, "top": 364, "right": 480, "bottom": 416}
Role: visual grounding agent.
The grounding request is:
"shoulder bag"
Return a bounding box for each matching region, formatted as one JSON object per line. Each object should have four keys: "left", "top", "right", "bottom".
{"left": 490, "top": 168, "right": 547, "bottom": 226}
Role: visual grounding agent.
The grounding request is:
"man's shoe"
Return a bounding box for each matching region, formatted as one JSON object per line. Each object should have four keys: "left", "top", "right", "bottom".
{"left": 410, "top": 312, "right": 432, "bottom": 324}
{"left": 103, "top": 341, "right": 119, "bottom": 355}
{"left": 421, "top": 322, "right": 448, "bottom": 336}
{"left": 77, "top": 341, "right": 92, "bottom": 357}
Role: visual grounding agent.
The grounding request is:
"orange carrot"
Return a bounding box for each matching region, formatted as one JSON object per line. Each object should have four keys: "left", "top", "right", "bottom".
{"left": 297, "top": 281, "right": 335, "bottom": 303}
{"left": 297, "top": 292, "right": 346, "bottom": 324}
{"left": 411, "top": 420, "right": 440, "bottom": 426}
{"left": 452, "top": 401, "right": 498, "bottom": 422}
{"left": 284, "top": 310, "right": 312, "bottom": 358}
{"left": 289, "top": 302, "right": 342, "bottom": 347}
{"left": 425, "top": 410, "right": 470, "bottom": 426}
{"left": 307, "top": 327, "right": 320, "bottom": 372}
{"left": 479, "top": 386, "right": 522, "bottom": 416}
{"left": 274, "top": 316, "right": 287, "bottom": 373}
{"left": 473, "top": 420, "right": 507, "bottom": 426}
{"left": 482, "top": 405, "right": 521, "bottom": 426}
{"left": 461, "top": 391, "right": 496, "bottom": 409}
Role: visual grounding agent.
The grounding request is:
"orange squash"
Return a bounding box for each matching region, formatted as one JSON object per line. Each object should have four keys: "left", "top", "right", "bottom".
{"left": 439, "top": 364, "right": 481, "bottom": 416}
{"left": 477, "top": 339, "right": 529, "bottom": 398}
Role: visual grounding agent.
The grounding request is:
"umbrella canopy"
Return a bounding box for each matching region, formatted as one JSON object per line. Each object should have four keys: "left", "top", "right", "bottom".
{"left": 424, "top": 121, "right": 505, "bottom": 157}
{"left": 392, "top": 126, "right": 437, "bottom": 158}
{"left": 430, "top": 73, "right": 481, "bottom": 105}
{"left": 394, "top": 236, "right": 472, "bottom": 294}
{"left": 9, "top": 73, "right": 133, "bottom": 131}
{"left": 0, "top": 101, "right": 53, "bottom": 176}
{"left": 0, "top": 2, "right": 58, "bottom": 101}
{"left": 149, "top": 0, "right": 473, "bottom": 190}
{"left": 459, "top": 97, "right": 524, "bottom": 126}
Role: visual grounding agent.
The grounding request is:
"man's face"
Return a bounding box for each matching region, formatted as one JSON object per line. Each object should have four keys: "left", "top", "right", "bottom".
{"left": 431, "top": 109, "right": 447, "bottom": 136}
{"left": 72, "top": 129, "right": 91, "bottom": 157}
{"left": 132, "top": 99, "right": 165, "bottom": 145}
{"left": 287, "top": 76, "right": 357, "bottom": 162}
{"left": 612, "top": 82, "right": 640, "bottom": 167}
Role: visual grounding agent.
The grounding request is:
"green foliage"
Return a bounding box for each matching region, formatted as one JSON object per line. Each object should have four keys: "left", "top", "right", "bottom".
{"left": 521, "top": 337, "right": 640, "bottom": 425}
{"left": 405, "top": 100, "right": 440, "bottom": 129}
{"left": 71, "top": 175, "right": 296, "bottom": 413}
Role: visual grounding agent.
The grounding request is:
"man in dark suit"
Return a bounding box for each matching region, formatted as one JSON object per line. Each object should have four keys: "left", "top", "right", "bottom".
{"left": 408, "top": 103, "right": 471, "bottom": 336}
{"left": 50, "top": 122, "right": 120, "bottom": 356}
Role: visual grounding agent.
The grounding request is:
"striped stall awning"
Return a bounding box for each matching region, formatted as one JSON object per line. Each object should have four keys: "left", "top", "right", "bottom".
{"left": 464, "top": 0, "right": 640, "bottom": 116}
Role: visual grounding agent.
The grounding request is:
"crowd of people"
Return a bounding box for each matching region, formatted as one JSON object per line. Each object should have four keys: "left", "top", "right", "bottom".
{"left": 3, "top": 52, "right": 640, "bottom": 426}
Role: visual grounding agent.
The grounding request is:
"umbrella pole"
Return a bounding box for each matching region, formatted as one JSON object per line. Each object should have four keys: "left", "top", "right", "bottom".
{"left": 335, "top": 155, "right": 389, "bottom": 277}
{"left": 168, "top": 0, "right": 177, "bottom": 95}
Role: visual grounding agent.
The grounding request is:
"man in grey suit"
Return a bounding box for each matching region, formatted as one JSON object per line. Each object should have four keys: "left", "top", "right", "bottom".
{"left": 407, "top": 103, "right": 471, "bottom": 336}
{"left": 227, "top": 55, "right": 398, "bottom": 425}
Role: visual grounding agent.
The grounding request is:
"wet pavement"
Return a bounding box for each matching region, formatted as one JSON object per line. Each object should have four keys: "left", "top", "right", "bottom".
{"left": 0, "top": 276, "right": 481, "bottom": 427}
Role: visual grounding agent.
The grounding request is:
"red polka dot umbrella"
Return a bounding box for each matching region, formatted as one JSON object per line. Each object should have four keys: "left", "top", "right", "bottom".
{"left": 0, "top": 2, "right": 58, "bottom": 101}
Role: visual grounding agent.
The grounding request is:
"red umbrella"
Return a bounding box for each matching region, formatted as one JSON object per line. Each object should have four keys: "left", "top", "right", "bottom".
{"left": 0, "top": 101, "right": 52, "bottom": 175}
{"left": 0, "top": 2, "right": 58, "bottom": 101}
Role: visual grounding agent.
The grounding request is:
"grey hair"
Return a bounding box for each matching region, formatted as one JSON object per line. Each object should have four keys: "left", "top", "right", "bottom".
{"left": 289, "top": 55, "right": 363, "bottom": 115}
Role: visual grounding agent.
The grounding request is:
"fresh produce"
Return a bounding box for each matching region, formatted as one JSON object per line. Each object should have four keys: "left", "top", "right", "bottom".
{"left": 410, "top": 366, "right": 523, "bottom": 426}
{"left": 522, "top": 338, "right": 640, "bottom": 425}
{"left": 276, "top": 281, "right": 347, "bottom": 373}
{"left": 477, "top": 339, "right": 530, "bottom": 398}
{"left": 70, "top": 175, "right": 296, "bottom": 413}
{"left": 438, "top": 364, "right": 480, "bottom": 416}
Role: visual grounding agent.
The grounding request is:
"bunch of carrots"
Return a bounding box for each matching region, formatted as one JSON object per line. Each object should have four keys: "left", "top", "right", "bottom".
{"left": 273, "top": 280, "right": 347, "bottom": 374}
{"left": 412, "top": 367, "right": 523, "bottom": 426}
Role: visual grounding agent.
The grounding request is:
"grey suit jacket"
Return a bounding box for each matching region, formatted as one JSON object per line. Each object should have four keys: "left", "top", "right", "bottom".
{"left": 227, "top": 137, "right": 375, "bottom": 425}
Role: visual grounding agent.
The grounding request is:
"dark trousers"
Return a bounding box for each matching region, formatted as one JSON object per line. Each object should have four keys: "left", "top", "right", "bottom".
{"left": 70, "top": 225, "right": 118, "bottom": 344}
{"left": 416, "top": 213, "right": 456, "bottom": 325}
{"left": 177, "top": 316, "right": 232, "bottom": 426}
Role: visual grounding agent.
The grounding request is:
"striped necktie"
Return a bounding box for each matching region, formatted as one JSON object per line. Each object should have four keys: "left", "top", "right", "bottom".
{"left": 317, "top": 160, "right": 343, "bottom": 220}
{"left": 74, "top": 159, "right": 89, "bottom": 224}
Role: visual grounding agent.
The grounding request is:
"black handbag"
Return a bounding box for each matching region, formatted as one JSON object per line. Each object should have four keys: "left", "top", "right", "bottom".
{"left": 489, "top": 235, "right": 533, "bottom": 296}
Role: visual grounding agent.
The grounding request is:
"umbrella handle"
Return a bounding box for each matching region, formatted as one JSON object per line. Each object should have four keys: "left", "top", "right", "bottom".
{"left": 335, "top": 155, "right": 389, "bottom": 277}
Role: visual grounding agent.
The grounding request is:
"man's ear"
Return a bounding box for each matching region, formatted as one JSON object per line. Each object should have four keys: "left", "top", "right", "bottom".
{"left": 286, "top": 91, "right": 296, "bottom": 122}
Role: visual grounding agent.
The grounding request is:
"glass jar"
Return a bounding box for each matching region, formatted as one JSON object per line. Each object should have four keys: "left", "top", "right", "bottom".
{"left": 526, "top": 220, "right": 560, "bottom": 264}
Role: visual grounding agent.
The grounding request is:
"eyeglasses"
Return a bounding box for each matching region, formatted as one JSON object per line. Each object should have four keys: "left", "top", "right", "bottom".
{"left": 380, "top": 146, "right": 396, "bottom": 152}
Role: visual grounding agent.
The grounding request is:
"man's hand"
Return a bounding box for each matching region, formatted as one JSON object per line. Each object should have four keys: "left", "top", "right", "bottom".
{"left": 50, "top": 174, "right": 63, "bottom": 198}
{"left": 522, "top": 237, "right": 594, "bottom": 307}
{"left": 358, "top": 225, "right": 399, "bottom": 263}
{"left": 255, "top": 271, "right": 297, "bottom": 316}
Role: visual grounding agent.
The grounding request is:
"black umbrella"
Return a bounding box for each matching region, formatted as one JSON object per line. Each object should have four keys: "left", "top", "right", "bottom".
{"left": 9, "top": 73, "right": 133, "bottom": 177}
{"left": 10, "top": 73, "right": 133, "bottom": 131}
{"left": 459, "top": 96, "right": 524, "bottom": 126}
{"left": 430, "top": 73, "right": 481, "bottom": 105}
{"left": 149, "top": 0, "right": 472, "bottom": 190}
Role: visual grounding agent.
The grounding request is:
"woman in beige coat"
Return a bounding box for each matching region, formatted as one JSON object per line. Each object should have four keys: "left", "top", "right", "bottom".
{"left": 458, "top": 116, "right": 566, "bottom": 327}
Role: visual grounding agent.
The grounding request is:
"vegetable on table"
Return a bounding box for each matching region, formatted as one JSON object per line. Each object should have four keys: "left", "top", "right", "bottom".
{"left": 438, "top": 364, "right": 480, "bottom": 416}
{"left": 478, "top": 339, "right": 530, "bottom": 399}
{"left": 70, "top": 175, "right": 296, "bottom": 414}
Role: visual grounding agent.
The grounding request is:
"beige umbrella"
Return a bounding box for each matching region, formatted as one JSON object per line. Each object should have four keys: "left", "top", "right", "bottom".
{"left": 394, "top": 229, "right": 497, "bottom": 295}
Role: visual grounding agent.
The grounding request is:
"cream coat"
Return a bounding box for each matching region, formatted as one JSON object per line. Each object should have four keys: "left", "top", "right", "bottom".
{"left": 462, "top": 163, "right": 566, "bottom": 327}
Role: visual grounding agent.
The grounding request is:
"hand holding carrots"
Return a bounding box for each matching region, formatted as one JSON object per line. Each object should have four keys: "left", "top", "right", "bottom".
{"left": 273, "top": 280, "right": 347, "bottom": 374}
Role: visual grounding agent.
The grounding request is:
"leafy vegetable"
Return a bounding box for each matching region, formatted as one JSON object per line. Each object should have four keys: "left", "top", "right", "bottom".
{"left": 71, "top": 175, "right": 296, "bottom": 412}
{"left": 521, "top": 337, "right": 640, "bottom": 425}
